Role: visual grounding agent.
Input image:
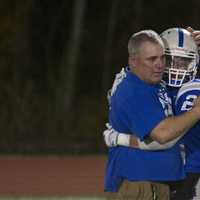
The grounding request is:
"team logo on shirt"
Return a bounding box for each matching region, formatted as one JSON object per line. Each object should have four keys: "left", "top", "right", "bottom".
{"left": 158, "top": 85, "right": 173, "bottom": 117}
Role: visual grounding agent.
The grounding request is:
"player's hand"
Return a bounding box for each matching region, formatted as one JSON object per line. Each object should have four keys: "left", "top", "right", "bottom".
{"left": 103, "top": 123, "right": 118, "bottom": 147}
{"left": 103, "top": 123, "right": 131, "bottom": 147}
{"left": 187, "top": 27, "right": 200, "bottom": 53}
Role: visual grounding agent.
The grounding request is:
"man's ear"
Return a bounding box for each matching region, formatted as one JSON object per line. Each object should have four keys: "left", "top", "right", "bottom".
{"left": 128, "top": 55, "right": 136, "bottom": 67}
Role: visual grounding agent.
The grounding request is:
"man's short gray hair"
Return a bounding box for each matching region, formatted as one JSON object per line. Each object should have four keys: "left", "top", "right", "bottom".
{"left": 128, "top": 30, "right": 164, "bottom": 56}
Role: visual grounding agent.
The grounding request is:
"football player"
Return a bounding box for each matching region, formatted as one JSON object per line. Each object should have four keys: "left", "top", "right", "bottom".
{"left": 103, "top": 27, "right": 200, "bottom": 200}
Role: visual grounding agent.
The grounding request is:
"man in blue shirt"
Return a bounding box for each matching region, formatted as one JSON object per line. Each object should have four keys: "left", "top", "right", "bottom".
{"left": 104, "top": 28, "right": 200, "bottom": 200}
{"left": 104, "top": 29, "right": 200, "bottom": 200}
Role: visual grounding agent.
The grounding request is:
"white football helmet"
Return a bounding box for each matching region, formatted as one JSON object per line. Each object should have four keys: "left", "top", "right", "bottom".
{"left": 160, "top": 28, "right": 199, "bottom": 87}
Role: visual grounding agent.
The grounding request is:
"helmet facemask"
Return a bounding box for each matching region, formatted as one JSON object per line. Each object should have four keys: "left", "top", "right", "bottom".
{"left": 161, "top": 28, "right": 199, "bottom": 87}
{"left": 163, "top": 53, "right": 198, "bottom": 87}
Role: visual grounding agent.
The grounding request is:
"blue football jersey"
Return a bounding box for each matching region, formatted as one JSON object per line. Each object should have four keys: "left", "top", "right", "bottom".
{"left": 105, "top": 69, "right": 185, "bottom": 192}
{"left": 175, "top": 79, "right": 200, "bottom": 173}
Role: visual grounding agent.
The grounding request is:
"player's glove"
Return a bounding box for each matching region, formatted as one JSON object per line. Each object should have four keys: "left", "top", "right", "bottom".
{"left": 103, "top": 123, "right": 130, "bottom": 147}
{"left": 103, "top": 123, "right": 118, "bottom": 147}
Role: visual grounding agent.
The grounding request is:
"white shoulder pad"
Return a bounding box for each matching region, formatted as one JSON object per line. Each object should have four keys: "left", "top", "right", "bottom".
{"left": 110, "top": 68, "right": 126, "bottom": 97}
{"left": 107, "top": 68, "right": 127, "bottom": 104}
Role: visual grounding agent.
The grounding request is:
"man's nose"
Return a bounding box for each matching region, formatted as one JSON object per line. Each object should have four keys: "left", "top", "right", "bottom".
{"left": 155, "top": 58, "right": 165, "bottom": 69}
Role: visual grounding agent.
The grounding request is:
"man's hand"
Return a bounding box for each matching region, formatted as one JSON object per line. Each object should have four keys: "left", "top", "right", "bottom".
{"left": 130, "top": 135, "right": 139, "bottom": 147}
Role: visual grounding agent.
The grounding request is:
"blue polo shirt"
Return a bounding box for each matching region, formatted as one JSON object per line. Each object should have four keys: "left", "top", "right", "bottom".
{"left": 105, "top": 69, "right": 185, "bottom": 192}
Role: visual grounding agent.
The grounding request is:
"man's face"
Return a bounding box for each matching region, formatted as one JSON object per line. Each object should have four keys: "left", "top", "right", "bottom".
{"left": 129, "top": 41, "right": 166, "bottom": 84}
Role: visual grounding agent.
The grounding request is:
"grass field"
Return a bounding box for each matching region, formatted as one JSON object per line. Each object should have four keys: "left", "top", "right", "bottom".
{"left": 0, "top": 197, "right": 105, "bottom": 200}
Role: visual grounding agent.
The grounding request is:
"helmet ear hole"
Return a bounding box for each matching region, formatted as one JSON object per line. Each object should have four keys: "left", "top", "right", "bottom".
{"left": 161, "top": 28, "right": 199, "bottom": 87}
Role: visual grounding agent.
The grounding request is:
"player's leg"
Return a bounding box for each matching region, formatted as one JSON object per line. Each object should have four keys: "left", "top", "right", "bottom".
{"left": 167, "top": 180, "right": 184, "bottom": 200}
{"left": 170, "top": 173, "right": 200, "bottom": 200}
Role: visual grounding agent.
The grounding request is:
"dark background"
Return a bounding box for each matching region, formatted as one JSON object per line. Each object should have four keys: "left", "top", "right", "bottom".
{"left": 0, "top": 0, "right": 199, "bottom": 155}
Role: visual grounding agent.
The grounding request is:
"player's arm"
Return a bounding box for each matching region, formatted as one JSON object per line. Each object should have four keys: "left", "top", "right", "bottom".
{"left": 103, "top": 123, "right": 181, "bottom": 150}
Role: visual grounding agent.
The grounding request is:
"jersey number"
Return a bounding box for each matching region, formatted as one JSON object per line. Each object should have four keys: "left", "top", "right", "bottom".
{"left": 181, "top": 95, "right": 197, "bottom": 111}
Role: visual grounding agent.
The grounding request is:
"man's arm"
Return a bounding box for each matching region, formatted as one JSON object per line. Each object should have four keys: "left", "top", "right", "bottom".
{"left": 150, "top": 96, "right": 200, "bottom": 144}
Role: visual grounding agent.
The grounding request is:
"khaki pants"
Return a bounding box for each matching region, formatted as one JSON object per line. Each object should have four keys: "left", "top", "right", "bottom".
{"left": 106, "top": 180, "right": 170, "bottom": 200}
